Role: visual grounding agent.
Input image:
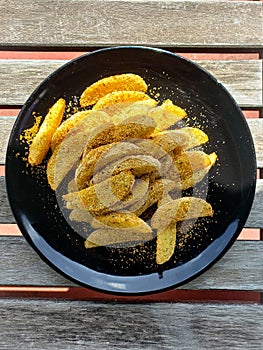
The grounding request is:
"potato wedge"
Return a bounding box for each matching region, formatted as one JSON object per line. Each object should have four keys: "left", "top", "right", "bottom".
{"left": 51, "top": 110, "right": 95, "bottom": 151}
{"left": 63, "top": 170, "right": 135, "bottom": 216}
{"left": 92, "top": 155, "right": 161, "bottom": 184}
{"left": 84, "top": 228, "right": 152, "bottom": 249}
{"left": 93, "top": 91, "right": 152, "bottom": 111}
{"left": 156, "top": 223, "right": 177, "bottom": 265}
{"left": 75, "top": 141, "right": 143, "bottom": 190}
{"left": 46, "top": 111, "right": 111, "bottom": 190}
{"left": 80, "top": 73, "right": 147, "bottom": 107}
{"left": 169, "top": 151, "right": 217, "bottom": 189}
{"left": 151, "top": 197, "right": 213, "bottom": 230}
{"left": 147, "top": 99, "right": 187, "bottom": 131}
{"left": 151, "top": 127, "right": 208, "bottom": 154}
{"left": 28, "top": 98, "right": 66, "bottom": 166}
{"left": 91, "top": 211, "right": 152, "bottom": 233}
{"left": 112, "top": 99, "right": 157, "bottom": 125}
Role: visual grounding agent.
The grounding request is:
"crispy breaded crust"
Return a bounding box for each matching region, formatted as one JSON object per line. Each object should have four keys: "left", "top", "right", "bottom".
{"left": 84, "top": 228, "right": 152, "bottom": 249}
{"left": 151, "top": 197, "right": 213, "bottom": 230}
{"left": 147, "top": 99, "right": 187, "bottom": 132}
{"left": 28, "top": 98, "right": 66, "bottom": 166}
{"left": 80, "top": 73, "right": 148, "bottom": 107}
{"left": 93, "top": 91, "right": 152, "bottom": 111}
{"left": 63, "top": 170, "right": 135, "bottom": 216}
{"left": 156, "top": 223, "right": 177, "bottom": 265}
{"left": 91, "top": 211, "right": 152, "bottom": 233}
{"left": 51, "top": 110, "right": 94, "bottom": 151}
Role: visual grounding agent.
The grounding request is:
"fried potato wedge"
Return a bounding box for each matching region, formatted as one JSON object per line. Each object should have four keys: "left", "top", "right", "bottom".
{"left": 147, "top": 99, "right": 187, "bottom": 132}
{"left": 82, "top": 115, "right": 156, "bottom": 157}
{"left": 80, "top": 74, "right": 148, "bottom": 107}
{"left": 151, "top": 127, "right": 208, "bottom": 154}
{"left": 92, "top": 155, "right": 161, "bottom": 184}
{"left": 46, "top": 111, "right": 111, "bottom": 190}
{"left": 112, "top": 99, "right": 157, "bottom": 125}
{"left": 28, "top": 98, "right": 66, "bottom": 166}
{"left": 63, "top": 170, "right": 135, "bottom": 215}
{"left": 169, "top": 151, "right": 217, "bottom": 190}
{"left": 75, "top": 141, "right": 143, "bottom": 190}
{"left": 84, "top": 228, "right": 152, "bottom": 249}
{"left": 91, "top": 211, "right": 152, "bottom": 233}
{"left": 93, "top": 91, "right": 152, "bottom": 111}
{"left": 156, "top": 223, "right": 177, "bottom": 265}
{"left": 69, "top": 208, "right": 94, "bottom": 223}
{"left": 151, "top": 197, "right": 213, "bottom": 230}
{"left": 51, "top": 110, "right": 94, "bottom": 151}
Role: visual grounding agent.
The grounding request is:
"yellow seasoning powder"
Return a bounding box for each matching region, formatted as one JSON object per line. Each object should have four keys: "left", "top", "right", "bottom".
{"left": 20, "top": 115, "right": 42, "bottom": 144}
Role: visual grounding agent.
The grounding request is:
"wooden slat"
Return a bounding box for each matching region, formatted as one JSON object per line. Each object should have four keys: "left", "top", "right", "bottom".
{"left": 0, "top": 236, "right": 262, "bottom": 291}
{"left": 0, "top": 300, "right": 262, "bottom": 350}
{"left": 0, "top": 59, "right": 262, "bottom": 107}
{"left": 1, "top": 117, "right": 263, "bottom": 166}
{"left": 0, "top": 1, "right": 262, "bottom": 49}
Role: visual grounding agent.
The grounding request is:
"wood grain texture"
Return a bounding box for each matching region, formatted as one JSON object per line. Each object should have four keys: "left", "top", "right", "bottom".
{"left": 0, "top": 236, "right": 262, "bottom": 290}
{"left": 0, "top": 300, "right": 262, "bottom": 350}
{"left": 0, "top": 59, "right": 262, "bottom": 107}
{"left": 0, "top": 1, "right": 262, "bottom": 49}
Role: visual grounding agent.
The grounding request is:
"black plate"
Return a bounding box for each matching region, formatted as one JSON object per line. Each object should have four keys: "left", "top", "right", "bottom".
{"left": 6, "top": 46, "right": 256, "bottom": 294}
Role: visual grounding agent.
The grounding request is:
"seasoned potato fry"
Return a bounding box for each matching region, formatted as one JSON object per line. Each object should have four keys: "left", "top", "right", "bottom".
{"left": 63, "top": 170, "right": 135, "bottom": 216}
{"left": 92, "top": 155, "right": 161, "bottom": 184}
{"left": 151, "top": 127, "right": 208, "bottom": 154}
{"left": 156, "top": 223, "right": 177, "bottom": 265}
{"left": 93, "top": 91, "right": 152, "bottom": 110}
{"left": 51, "top": 110, "right": 94, "bottom": 151}
{"left": 82, "top": 115, "right": 156, "bottom": 158}
{"left": 91, "top": 211, "right": 152, "bottom": 233}
{"left": 169, "top": 151, "right": 217, "bottom": 189}
{"left": 69, "top": 208, "right": 94, "bottom": 223}
{"left": 151, "top": 197, "right": 213, "bottom": 230}
{"left": 75, "top": 141, "right": 143, "bottom": 190}
{"left": 147, "top": 99, "right": 187, "bottom": 131}
{"left": 84, "top": 228, "right": 152, "bottom": 249}
{"left": 112, "top": 99, "right": 157, "bottom": 125}
{"left": 80, "top": 73, "right": 148, "bottom": 107}
{"left": 28, "top": 98, "right": 66, "bottom": 166}
{"left": 46, "top": 111, "right": 111, "bottom": 190}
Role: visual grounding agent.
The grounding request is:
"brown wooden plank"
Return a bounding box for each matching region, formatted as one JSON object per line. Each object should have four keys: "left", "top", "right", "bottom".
{"left": 0, "top": 59, "right": 261, "bottom": 107}
{"left": 0, "top": 300, "right": 262, "bottom": 350}
{"left": 0, "top": 1, "right": 262, "bottom": 49}
{"left": 0, "top": 236, "right": 262, "bottom": 291}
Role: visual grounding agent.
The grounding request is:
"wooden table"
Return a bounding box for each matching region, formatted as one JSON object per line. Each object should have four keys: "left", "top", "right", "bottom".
{"left": 0, "top": 1, "right": 262, "bottom": 349}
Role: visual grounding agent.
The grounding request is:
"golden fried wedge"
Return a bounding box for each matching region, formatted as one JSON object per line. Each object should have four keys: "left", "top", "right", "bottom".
{"left": 92, "top": 155, "right": 161, "bottom": 184}
{"left": 75, "top": 141, "right": 143, "bottom": 190}
{"left": 147, "top": 99, "right": 187, "bottom": 132}
{"left": 169, "top": 151, "right": 217, "bottom": 189}
{"left": 80, "top": 73, "right": 148, "bottom": 107}
{"left": 82, "top": 115, "right": 156, "bottom": 158}
{"left": 69, "top": 208, "right": 94, "bottom": 223}
{"left": 151, "top": 197, "right": 213, "bottom": 230}
{"left": 151, "top": 127, "right": 208, "bottom": 154}
{"left": 46, "top": 111, "right": 111, "bottom": 190}
{"left": 28, "top": 98, "right": 66, "bottom": 166}
{"left": 63, "top": 170, "right": 135, "bottom": 216}
{"left": 112, "top": 99, "right": 157, "bottom": 125}
{"left": 84, "top": 228, "right": 152, "bottom": 249}
{"left": 93, "top": 91, "right": 152, "bottom": 111}
{"left": 91, "top": 211, "right": 152, "bottom": 233}
{"left": 51, "top": 110, "right": 95, "bottom": 151}
{"left": 156, "top": 223, "right": 177, "bottom": 265}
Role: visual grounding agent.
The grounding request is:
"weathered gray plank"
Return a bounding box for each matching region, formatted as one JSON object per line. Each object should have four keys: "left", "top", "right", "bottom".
{"left": 1, "top": 117, "right": 263, "bottom": 166}
{"left": 1, "top": 177, "right": 263, "bottom": 227}
{"left": 0, "top": 236, "right": 262, "bottom": 290}
{"left": 0, "top": 1, "right": 262, "bottom": 49}
{"left": 0, "top": 300, "right": 262, "bottom": 350}
{"left": 0, "top": 59, "right": 262, "bottom": 107}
